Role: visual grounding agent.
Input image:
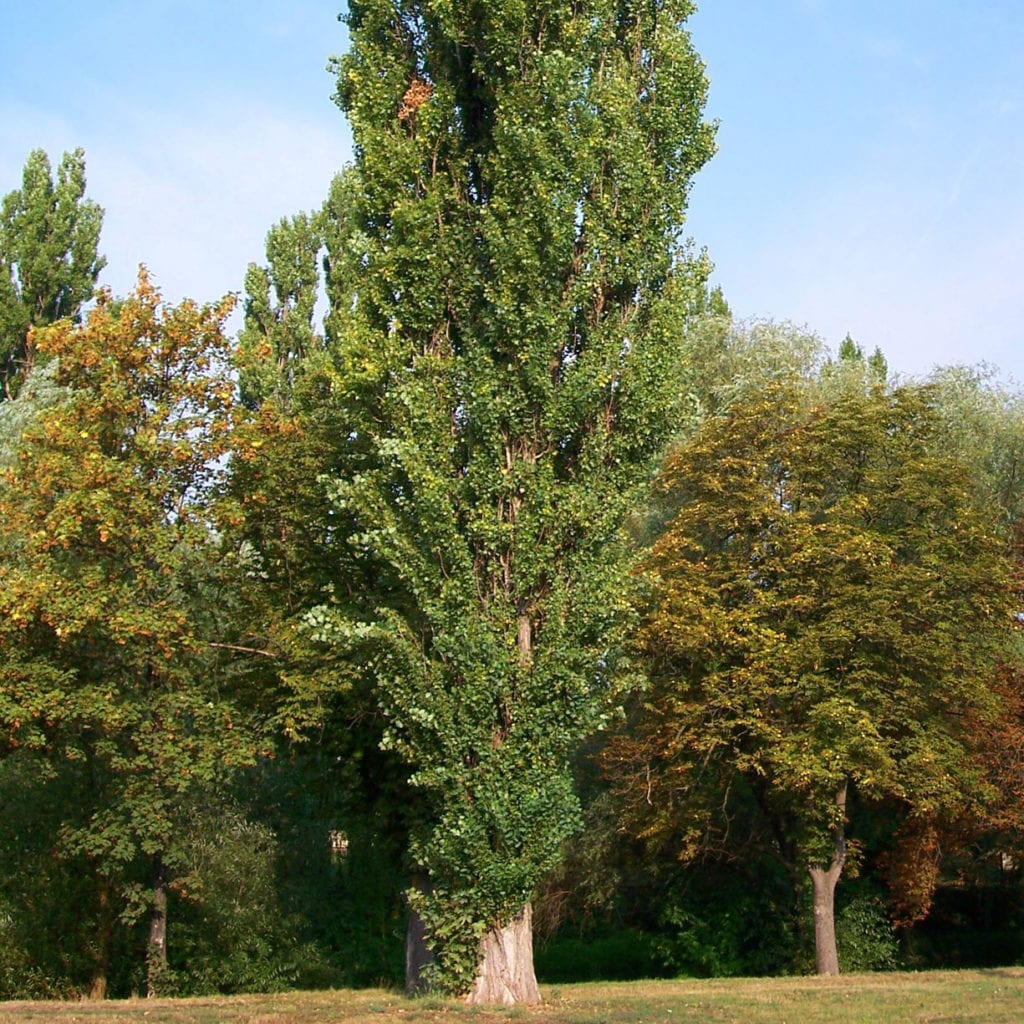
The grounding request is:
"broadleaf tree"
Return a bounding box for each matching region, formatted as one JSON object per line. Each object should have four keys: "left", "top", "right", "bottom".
{"left": 0, "top": 271, "right": 254, "bottom": 997}
{"left": 320, "top": 0, "right": 716, "bottom": 1002}
{"left": 606, "top": 377, "right": 1018, "bottom": 975}
{"left": 0, "top": 149, "right": 105, "bottom": 399}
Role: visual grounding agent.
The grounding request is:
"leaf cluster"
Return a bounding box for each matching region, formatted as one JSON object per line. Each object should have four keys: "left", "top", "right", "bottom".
{"left": 0, "top": 271, "right": 254, "bottom": 887}
{"left": 611, "top": 377, "right": 1018, "bottom": 885}
{"left": 0, "top": 149, "right": 105, "bottom": 399}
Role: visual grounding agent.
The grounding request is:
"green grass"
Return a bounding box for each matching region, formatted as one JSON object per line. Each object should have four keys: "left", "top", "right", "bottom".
{"left": 1, "top": 970, "right": 1022, "bottom": 1024}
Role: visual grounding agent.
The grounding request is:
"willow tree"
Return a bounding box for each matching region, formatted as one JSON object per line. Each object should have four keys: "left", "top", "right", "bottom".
{"left": 321, "top": 0, "right": 715, "bottom": 1002}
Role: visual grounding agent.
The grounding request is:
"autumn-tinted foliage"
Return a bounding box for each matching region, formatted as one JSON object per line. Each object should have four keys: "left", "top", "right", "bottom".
{"left": 0, "top": 271, "right": 254, "bottom": 996}
{"left": 606, "top": 379, "right": 1018, "bottom": 974}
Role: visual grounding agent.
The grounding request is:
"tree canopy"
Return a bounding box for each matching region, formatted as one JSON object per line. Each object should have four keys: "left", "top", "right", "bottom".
{"left": 0, "top": 271, "right": 253, "bottom": 996}
{"left": 0, "top": 149, "right": 105, "bottom": 399}
{"left": 607, "top": 376, "right": 1019, "bottom": 974}
{"left": 320, "top": 0, "right": 715, "bottom": 1000}
{"left": 5, "top": 10, "right": 1024, "bottom": 1001}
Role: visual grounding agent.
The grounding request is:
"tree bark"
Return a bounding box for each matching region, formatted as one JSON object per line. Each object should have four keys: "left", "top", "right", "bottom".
{"left": 88, "top": 874, "right": 112, "bottom": 1000}
{"left": 809, "top": 862, "right": 842, "bottom": 975}
{"left": 808, "top": 778, "right": 848, "bottom": 976}
{"left": 466, "top": 903, "right": 541, "bottom": 1006}
{"left": 404, "top": 874, "right": 434, "bottom": 995}
{"left": 146, "top": 857, "right": 168, "bottom": 997}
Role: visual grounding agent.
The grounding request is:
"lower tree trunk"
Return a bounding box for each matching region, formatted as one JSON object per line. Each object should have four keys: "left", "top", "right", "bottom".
{"left": 405, "top": 874, "right": 434, "bottom": 995}
{"left": 146, "top": 858, "right": 169, "bottom": 997}
{"left": 809, "top": 862, "right": 842, "bottom": 975}
{"left": 808, "top": 778, "right": 849, "bottom": 976}
{"left": 89, "top": 874, "right": 112, "bottom": 1000}
{"left": 466, "top": 903, "right": 541, "bottom": 1006}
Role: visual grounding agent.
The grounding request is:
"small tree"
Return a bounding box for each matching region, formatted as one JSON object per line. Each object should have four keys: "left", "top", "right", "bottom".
{"left": 323, "top": 0, "right": 715, "bottom": 1001}
{"left": 609, "top": 379, "right": 1017, "bottom": 974}
{"left": 0, "top": 149, "right": 105, "bottom": 399}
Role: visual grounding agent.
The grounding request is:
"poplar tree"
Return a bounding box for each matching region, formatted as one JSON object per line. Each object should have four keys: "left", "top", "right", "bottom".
{"left": 323, "top": 0, "right": 715, "bottom": 1002}
{"left": 0, "top": 149, "right": 105, "bottom": 399}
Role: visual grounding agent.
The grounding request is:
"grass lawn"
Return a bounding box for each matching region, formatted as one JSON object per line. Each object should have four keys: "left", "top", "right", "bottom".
{"left": 1, "top": 970, "right": 1022, "bottom": 1024}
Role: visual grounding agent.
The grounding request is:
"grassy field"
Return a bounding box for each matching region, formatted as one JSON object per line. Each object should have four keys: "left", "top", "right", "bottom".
{"left": 1, "top": 970, "right": 1022, "bottom": 1024}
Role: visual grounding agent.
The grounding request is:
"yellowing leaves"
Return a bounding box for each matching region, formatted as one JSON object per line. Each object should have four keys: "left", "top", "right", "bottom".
{"left": 608, "top": 377, "right": 1017, "bottom": 934}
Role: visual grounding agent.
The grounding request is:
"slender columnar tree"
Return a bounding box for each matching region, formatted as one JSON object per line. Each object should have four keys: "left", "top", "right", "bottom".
{"left": 323, "top": 0, "right": 715, "bottom": 1001}
{"left": 238, "top": 212, "right": 325, "bottom": 412}
{"left": 0, "top": 149, "right": 105, "bottom": 399}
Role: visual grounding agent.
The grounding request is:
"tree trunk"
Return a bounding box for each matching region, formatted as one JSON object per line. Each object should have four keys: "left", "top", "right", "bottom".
{"left": 808, "top": 778, "right": 848, "bottom": 976}
{"left": 466, "top": 903, "right": 541, "bottom": 1006}
{"left": 146, "top": 858, "right": 168, "bottom": 997}
{"left": 405, "top": 874, "right": 434, "bottom": 995}
{"left": 89, "top": 874, "right": 112, "bottom": 1000}
{"left": 809, "top": 862, "right": 842, "bottom": 975}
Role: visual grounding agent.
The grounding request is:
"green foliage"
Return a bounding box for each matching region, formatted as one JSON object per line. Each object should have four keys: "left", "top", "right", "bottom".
{"left": 231, "top": 753, "right": 408, "bottom": 990}
{"left": 837, "top": 334, "right": 861, "bottom": 362}
{"left": 681, "top": 319, "right": 825, "bottom": 422}
{"left": 238, "top": 211, "right": 325, "bottom": 411}
{"left": 834, "top": 335, "right": 887, "bottom": 382}
{"left": 926, "top": 364, "right": 1024, "bottom": 531}
{"left": 836, "top": 893, "right": 899, "bottom": 973}
{"left": 0, "top": 149, "right": 105, "bottom": 399}
{"left": 536, "top": 930, "right": 666, "bottom": 983}
{"left": 162, "top": 795, "right": 326, "bottom": 995}
{"left": 323, "top": 0, "right": 715, "bottom": 992}
{"left": 0, "top": 272, "right": 256, "bottom": 993}
{"left": 0, "top": 750, "right": 155, "bottom": 998}
{"left": 229, "top": 198, "right": 390, "bottom": 743}
{"left": 0, "top": 360, "right": 68, "bottom": 466}
{"left": 608, "top": 374, "right": 1019, "bottom": 965}
{"left": 653, "top": 884, "right": 797, "bottom": 979}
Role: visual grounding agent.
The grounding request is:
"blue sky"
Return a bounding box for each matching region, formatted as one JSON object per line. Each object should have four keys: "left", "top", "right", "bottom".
{"left": 2, "top": 1, "right": 1022, "bottom": 382}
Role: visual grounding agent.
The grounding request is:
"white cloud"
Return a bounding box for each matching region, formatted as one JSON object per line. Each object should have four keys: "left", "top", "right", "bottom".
{"left": 1, "top": 93, "right": 352, "bottom": 309}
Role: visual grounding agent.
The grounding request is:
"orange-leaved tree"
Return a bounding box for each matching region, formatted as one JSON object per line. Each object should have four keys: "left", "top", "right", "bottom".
{"left": 0, "top": 270, "right": 254, "bottom": 997}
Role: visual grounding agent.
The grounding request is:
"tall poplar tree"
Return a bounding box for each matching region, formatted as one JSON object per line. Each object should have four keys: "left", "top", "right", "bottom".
{"left": 0, "top": 149, "right": 105, "bottom": 400}
{"left": 323, "top": 0, "right": 715, "bottom": 1002}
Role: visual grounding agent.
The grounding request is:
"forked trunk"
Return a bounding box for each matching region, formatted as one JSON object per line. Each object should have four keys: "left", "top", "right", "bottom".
{"left": 808, "top": 778, "right": 848, "bottom": 976}
{"left": 466, "top": 903, "right": 541, "bottom": 1006}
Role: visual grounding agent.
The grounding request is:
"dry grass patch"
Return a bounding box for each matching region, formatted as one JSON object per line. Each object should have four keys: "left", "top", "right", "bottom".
{"left": 1, "top": 970, "right": 1022, "bottom": 1024}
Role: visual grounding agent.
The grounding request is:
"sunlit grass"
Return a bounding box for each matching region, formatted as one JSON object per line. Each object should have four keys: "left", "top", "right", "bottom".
{"left": 1, "top": 970, "right": 1023, "bottom": 1024}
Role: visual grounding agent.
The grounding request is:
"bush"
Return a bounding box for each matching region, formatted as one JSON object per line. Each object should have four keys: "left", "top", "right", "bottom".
{"left": 164, "top": 800, "right": 323, "bottom": 995}
{"left": 837, "top": 894, "right": 900, "bottom": 972}
{"left": 536, "top": 930, "right": 667, "bottom": 982}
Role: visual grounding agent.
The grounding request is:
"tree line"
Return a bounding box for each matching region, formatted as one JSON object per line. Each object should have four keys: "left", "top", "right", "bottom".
{"left": 2, "top": 0, "right": 1024, "bottom": 1004}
